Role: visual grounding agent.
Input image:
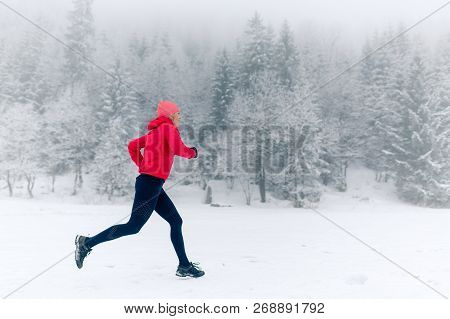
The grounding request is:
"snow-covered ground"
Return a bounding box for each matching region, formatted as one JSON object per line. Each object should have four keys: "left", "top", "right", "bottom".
{"left": 1, "top": 162, "right": 450, "bottom": 298}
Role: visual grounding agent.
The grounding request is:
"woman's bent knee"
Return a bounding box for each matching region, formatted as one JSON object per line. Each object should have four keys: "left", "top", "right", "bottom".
{"left": 170, "top": 216, "right": 183, "bottom": 227}
{"left": 124, "top": 221, "right": 144, "bottom": 235}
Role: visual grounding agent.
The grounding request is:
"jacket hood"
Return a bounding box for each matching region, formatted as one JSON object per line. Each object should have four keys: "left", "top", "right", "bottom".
{"left": 147, "top": 115, "right": 174, "bottom": 131}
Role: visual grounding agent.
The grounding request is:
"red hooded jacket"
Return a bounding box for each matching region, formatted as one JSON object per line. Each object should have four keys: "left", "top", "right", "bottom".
{"left": 127, "top": 115, "right": 196, "bottom": 180}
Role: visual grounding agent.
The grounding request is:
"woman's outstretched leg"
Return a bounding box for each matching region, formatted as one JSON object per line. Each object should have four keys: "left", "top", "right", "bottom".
{"left": 155, "top": 189, "right": 205, "bottom": 277}
{"left": 155, "top": 188, "right": 190, "bottom": 267}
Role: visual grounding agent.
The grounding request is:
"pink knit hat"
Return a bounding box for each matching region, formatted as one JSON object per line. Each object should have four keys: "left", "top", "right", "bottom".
{"left": 157, "top": 100, "right": 180, "bottom": 117}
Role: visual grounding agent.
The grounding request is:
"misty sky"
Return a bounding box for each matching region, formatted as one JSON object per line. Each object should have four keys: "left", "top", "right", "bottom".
{"left": 1, "top": 0, "right": 449, "bottom": 48}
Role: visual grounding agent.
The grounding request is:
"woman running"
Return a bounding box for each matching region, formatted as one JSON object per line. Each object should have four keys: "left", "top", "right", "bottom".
{"left": 75, "top": 100, "right": 205, "bottom": 278}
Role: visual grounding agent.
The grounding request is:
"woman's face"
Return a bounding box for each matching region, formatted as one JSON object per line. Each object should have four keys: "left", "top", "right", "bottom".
{"left": 170, "top": 112, "right": 181, "bottom": 127}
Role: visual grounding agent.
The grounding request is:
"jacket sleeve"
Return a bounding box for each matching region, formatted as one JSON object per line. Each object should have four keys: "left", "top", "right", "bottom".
{"left": 163, "top": 124, "right": 196, "bottom": 159}
{"left": 127, "top": 134, "right": 147, "bottom": 167}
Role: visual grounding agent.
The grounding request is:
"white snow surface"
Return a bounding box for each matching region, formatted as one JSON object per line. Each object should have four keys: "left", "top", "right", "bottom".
{"left": 1, "top": 162, "right": 450, "bottom": 299}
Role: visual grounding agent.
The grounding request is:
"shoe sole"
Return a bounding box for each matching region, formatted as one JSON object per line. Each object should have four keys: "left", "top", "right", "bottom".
{"left": 75, "top": 235, "right": 83, "bottom": 269}
{"left": 176, "top": 271, "right": 205, "bottom": 278}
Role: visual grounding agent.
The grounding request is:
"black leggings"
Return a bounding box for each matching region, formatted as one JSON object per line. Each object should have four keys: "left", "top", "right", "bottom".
{"left": 85, "top": 174, "right": 190, "bottom": 266}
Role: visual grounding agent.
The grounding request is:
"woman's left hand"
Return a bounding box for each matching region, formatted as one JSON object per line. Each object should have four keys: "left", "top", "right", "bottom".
{"left": 190, "top": 147, "right": 198, "bottom": 158}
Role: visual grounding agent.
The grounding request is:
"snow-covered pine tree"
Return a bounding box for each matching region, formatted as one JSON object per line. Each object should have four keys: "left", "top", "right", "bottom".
{"left": 273, "top": 20, "right": 300, "bottom": 90}
{"left": 63, "top": 0, "right": 95, "bottom": 91}
{"left": 233, "top": 13, "right": 279, "bottom": 202}
{"left": 426, "top": 83, "right": 450, "bottom": 206}
{"left": 93, "top": 59, "right": 140, "bottom": 198}
{"left": 95, "top": 60, "right": 139, "bottom": 133}
{"left": 359, "top": 33, "right": 391, "bottom": 181}
{"left": 205, "top": 48, "right": 236, "bottom": 184}
{"left": 57, "top": 0, "right": 97, "bottom": 194}
{"left": 126, "top": 34, "right": 152, "bottom": 131}
{"left": 237, "top": 12, "right": 276, "bottom": 91}
{"left": 421, "top": 34, "right": 450, "bottom": 206}
{"left": 94, "top": 117, "right": 135, "bottom": 199}
{"left": 210, "top": 48, "right": 234, "bottom": 128}
{"left": 358, "top": 29, "right": 412, "bottom": 182}
{"left": 386, "top": 51, "right": 449, "bottom": 206}
{"left": 377, "top": 30, "right": 413, "bottom": 183}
